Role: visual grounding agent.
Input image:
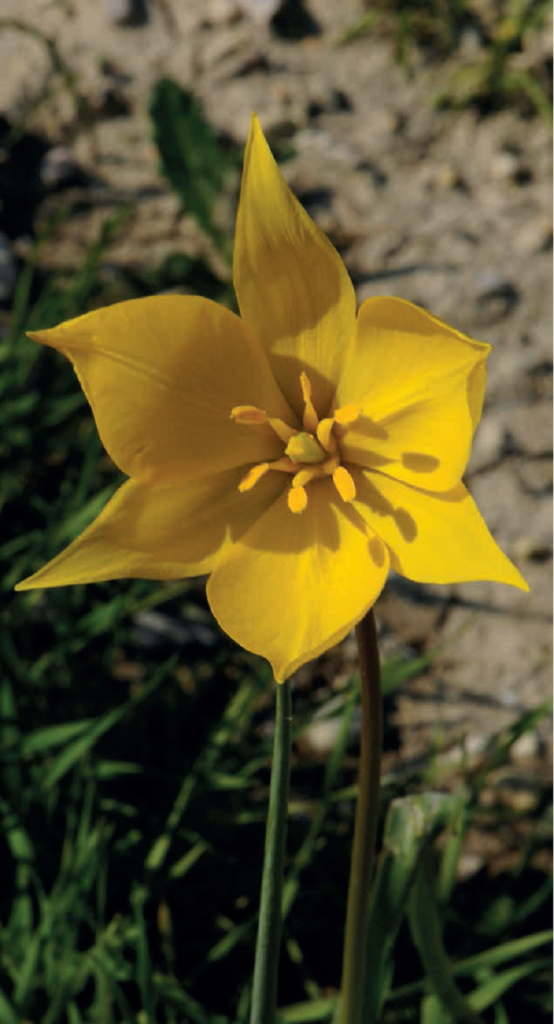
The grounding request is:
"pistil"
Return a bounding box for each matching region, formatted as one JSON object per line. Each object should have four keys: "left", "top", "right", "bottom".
{"left": 231, "top": 375, "right": 360, "bottom": 513}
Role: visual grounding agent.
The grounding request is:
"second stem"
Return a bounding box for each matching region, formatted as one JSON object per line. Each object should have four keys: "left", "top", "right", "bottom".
{"left": 338, "top": 608, "right": 383, "bottom": 1024}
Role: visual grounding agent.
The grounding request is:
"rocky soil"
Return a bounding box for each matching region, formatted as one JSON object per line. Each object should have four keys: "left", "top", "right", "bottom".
{"left": 1, "top": 0, "right": 552, "bottom": 762}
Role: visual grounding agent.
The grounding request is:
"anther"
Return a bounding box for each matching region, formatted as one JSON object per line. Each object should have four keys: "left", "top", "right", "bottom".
{"left": 231, "top": 405, "right": 267, "bottom": 424}
{"left": 288, "top": 486, "right": 308, "bottom": 514}
{"left": 316, "top": 418, "right": 337, "bottom": 454}
{"left": 334, "top": 404, "right": 362, "bottom": 427}
{"left": 238, "top": 463, "right": 270, "bottom": 492}
{"left": 333, "top": 466, "right": 356, "bottom": 502}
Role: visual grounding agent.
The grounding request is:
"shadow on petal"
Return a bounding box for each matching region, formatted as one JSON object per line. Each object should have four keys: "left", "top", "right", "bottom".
{"left": 265, "top": 352, "right": 336, "bottom": 422}
{"left": 368, "top": 534, "right": 387, "bottom": 567}
{"left": 354, "top": 470, "right": 418, "bottom": 543}
{"left": 401, "top": 452, "right": 440, "bottom": 473}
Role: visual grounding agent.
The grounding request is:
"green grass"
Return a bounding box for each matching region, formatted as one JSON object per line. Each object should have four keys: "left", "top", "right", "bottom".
{"left": 338, "top": 0, "right": 552, "bottom": 121}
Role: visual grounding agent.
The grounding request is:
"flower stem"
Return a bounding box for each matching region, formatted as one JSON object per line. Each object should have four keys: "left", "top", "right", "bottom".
{"left": 249, "top": 678, "right": 292, "bottom": 1024}
{"left": 338, "top": 609, "right": 382, "bottom": 1024}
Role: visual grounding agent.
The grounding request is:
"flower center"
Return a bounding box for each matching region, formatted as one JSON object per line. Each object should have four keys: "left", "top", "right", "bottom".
{"left": 231, "top": 371, "right": 361, "bottom": 514}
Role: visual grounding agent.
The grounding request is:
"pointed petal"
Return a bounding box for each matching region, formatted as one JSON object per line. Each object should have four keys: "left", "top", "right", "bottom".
{"left": 15, "top": 469, "right": 286, "bottom": 590}
{"left": 353, "top": 470, "right": 528, "bottom": 590}
{"left": 207, "top": 480, "right": 389, "bottom": 682}
{"left": 336, "top": 297, "right": 490, "bottom": 491}
{"left": 29, "top": 296, "right": 294, "bottom": 484}
{"left": 233, "top": 115, "right": 357, "bottom": 417}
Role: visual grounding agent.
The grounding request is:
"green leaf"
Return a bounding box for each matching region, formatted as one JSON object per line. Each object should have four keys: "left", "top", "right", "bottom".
{"left": 408, "top": 851, "right": 486, "bottom": 1024}
{"left": 277, "top": 997, "right": 336, "bottom": 1022}
{"left": 469, "top": 957, "right": 552, "bottom": 1013}
{"left": 0, "top": 989, "right": 19, "bottom": 1024}
{"left": 149, "top": 79, "right": 235, "bottom": 249}
{"left": 363, "top": 793, "right": 462, "bottom": 1023}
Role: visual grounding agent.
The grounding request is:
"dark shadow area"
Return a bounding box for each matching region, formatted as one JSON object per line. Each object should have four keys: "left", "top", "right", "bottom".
{"left": 271, "top": 0, "right": 321, "bottom": 40}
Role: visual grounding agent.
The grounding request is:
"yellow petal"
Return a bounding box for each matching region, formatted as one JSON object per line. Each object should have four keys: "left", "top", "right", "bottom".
{"left": 15, "top": 469, "right": 286, "bottom": 590}
{"left": 336, "top": 297, "right": 490, "bottom": 491}
{"left": 233, "top": 115, "right": 357, "bottom": 418}
{"left": 207, "top": 481, "right": 390, "bottom": 682}
{"left": 29, "top": 296, "right": 294, "bottom": 484}
{"left": 353, "top": 470, "right": 528, "bottom": 590}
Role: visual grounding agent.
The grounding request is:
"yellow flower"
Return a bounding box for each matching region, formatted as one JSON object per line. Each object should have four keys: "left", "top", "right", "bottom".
{"left": 16, "top": 116, "right": 528, "bottom": 681}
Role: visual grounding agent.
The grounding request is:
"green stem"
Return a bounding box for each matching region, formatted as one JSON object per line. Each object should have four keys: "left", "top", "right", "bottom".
{"left": 250, "top": 678, "right": 292, "bottom": 1024}
{"left": 338, "top": 609, "right": 382, "bottom": 1024}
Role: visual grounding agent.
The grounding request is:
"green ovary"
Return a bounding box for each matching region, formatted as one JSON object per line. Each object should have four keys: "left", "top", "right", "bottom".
{"left": 285, "top": 432, "right": 327, "bottom": 465}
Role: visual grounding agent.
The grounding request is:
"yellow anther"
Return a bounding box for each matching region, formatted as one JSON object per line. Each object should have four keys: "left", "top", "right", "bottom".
{"left": 231, "top": 405, "right": 267, "bottom": 424}
{"left": 300, "top": 372, "right": 319, "bottom": 433}
{"left": 333, "top": 466, "right": 356, "bottom": 502}
{"left": 288, "top": 485, "right": 308, "bottom": 514}
{"left": 285, "top": 431, "right": 326, "bottom": 465}
{"left": 238, "top": 463, "right": 269, "bottom": 492}
{"left": 268, "top": 417, "right": 297, "bottom": 443}
{"left": 316, "top": 418, "right": 337, "bottom": 454}
{"left": 334, "top": 404, "right": 362, "bottom": 427}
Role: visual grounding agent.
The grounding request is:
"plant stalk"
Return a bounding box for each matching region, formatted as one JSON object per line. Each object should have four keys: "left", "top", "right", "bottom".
{"left": 249, "top": 678, "right": 292, "bottom": 1024}
{"left": 338, "top": 609, "right": 383, "bottom": 1024}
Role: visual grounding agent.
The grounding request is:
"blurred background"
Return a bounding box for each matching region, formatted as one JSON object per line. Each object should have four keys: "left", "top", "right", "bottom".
{"left": 0, "top": 1, "right": 552, "bottom": 1022}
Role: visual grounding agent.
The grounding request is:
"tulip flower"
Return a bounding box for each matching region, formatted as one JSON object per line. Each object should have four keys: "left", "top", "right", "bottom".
{"left": 16, "top": 116, "right": 527, "bottom": 683}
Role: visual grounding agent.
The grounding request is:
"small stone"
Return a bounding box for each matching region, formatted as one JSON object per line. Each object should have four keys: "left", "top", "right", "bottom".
{"left": 517, "top": 216, "right": 553, "bottom": 255}
{"left": 512, "top": 532, "right": 552, "bottom": 564}
{"left": 40, "top": 146, "right": 83, "bottom": 190}
{"left": 433, "top": 163, "right": 463, "bottom": 190}
{"left": 457, "top": 851, "right": 485, "bottom": 881}
{"left": 104, "top": 0, "right": 135, "bottom": 23}
{"left": 490, "top": 150, "right": 519, "bottom": 181}
{"left": 468, "top": 415, "right": 509, "bottom": 473}
{"left": 103, "top": 0, "right": 146, "bottom": 26}
{"left": 473, "top": 271, "right": 519, "bottom": 325}
{"left": 91, "top": 85, "right": 131, "bottom": 118}
{"left": 510, "top": 731, "right": 541, "bottom": 762}
{"left": 0, "top": 232, "right": 16, "bottom": 303}
{"left": 205, "top": 0, "right": 245, "bottom": 24}
{"left": 297, "top": 717, "right": 342, "bottom": 758}
{"left": 498, "top": 783, "right": 540, "bottom": 814}
{"left": 132, "top": 609, "right": 217, "bottom": 649}
{"left": 238, "top": 0, "right": 281, "bottom": 18}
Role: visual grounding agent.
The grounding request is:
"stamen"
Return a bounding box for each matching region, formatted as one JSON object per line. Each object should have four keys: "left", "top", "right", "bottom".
{"left": 334, "top": 404, "right": 361, "bottom": 427}
{"left": 238, "top": 463, "right": 269, "bottom": 492}
{"left": 300, "top": 372, "right": 319, "bottom": 433}
{"left": 333, "top": 466, "right": 356, "bottom": 502}
{"left": 322, "top": 455, "right": 340, "bottom": 475}
{"left": 268, "top": 456, "right": 297, "bottom": 473}
{"left": 268, "top": 417, "right": 297, "bottom": 443}
{"left": 232, "top": 406, "right": 299, "bottom": 444}
{"left": 316, "top": 418, "right": 337, "bottom": 454}
{"left": 292, "top": 466, "right": 324, "bottom": 489}
{"left": 231, "top": 405, "right": 267, "bottom": 424}
{"left": 288, "top": 485, "right": 308, "bottom": 514}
